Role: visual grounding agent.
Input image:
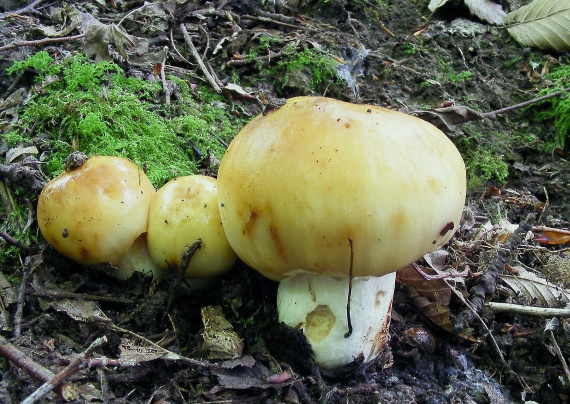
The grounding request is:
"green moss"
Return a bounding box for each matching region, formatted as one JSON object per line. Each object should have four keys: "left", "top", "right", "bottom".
{"left": 4, "top": 52, "right": 247, "bottom": 187}
{"left": 530, "top": 62, "right": 570, "bottom": 152}
{"left": 464, "top": 149, "right": 509, "bottom": 188}
{"left": 455, "top": 128, "right": 536, "bottom": 188}
{"left": 273, "top": 45, "right": 341, "bottom": 91}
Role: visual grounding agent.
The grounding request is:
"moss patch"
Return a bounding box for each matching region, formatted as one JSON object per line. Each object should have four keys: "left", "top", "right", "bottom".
{"left": 4, "top": 52, "right": 248, "bottom": 187}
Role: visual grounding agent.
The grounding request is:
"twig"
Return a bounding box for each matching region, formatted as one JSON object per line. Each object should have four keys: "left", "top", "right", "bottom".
{"left": 0, "top": 34, "right": 85, "bottom": 53}
{"left": 242, "top": 14, "right": 307, "bottom": 30}
{"left": 14, "top": 255, "right": 42, "bottom": 339}
{"left": 482, "top": 88, "right": 568, "bottom": 119}
{"left": 453, "top": 222, "right": 533, "bottom": 333}
{"left": 447, "top": 278, "right": 532, "bottom": 393}
{"left": 0, "top": 231, "right": 33, "bottom": 252}
{"left": 117, "top": 3, "right": 151, "bottom": 27}
{"left": 21, "top": 336, "right": 107, "bottom": 404}
{"left": 158, "top": 47, "right": 171, "bottom": 105}
{"left": 0, "top": 335, "right": 78, "bottom": 401}
{"left": 545, "top": 319, "right": 570, "bottom": 385}
{"left": 169, "top": 29, "right": 192, "bottom": 65}
{"left": 485, "top": 302, "right": 570, "bottom": 318}
{"left": 30, "top": 291, "right": 132, "bottom": 304}
{"left": 533, "top": 225, "right": 570, "bottom": 236}
{"left": 0, "top": 0, "right": 45, "bottom": 18}
{"left": 179, "top": 23, "right": 222, "bottom": 93}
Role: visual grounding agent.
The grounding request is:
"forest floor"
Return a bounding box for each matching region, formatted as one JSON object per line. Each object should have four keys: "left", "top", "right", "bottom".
{"left": 1, "top": 0, "right": 570, "bottom": 403}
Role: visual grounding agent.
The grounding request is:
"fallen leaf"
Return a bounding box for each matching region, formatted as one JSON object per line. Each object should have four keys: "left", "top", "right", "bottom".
{"left": 465, "top": 0, "right": 507, "bottom": 25}
{"left": 397, "top": 265, "right": 453, "bottom": 330}
{"left": 409, "top": 105, "right": 484, "bottom": 133}
{"left": 501, "top": 271, "right": 570, "bottom": 306}
{"left": 534, "top": 230, "right": 570, "bottom": 245}
{"left": 506, "top": 0, "right": 570, "bottom": 51}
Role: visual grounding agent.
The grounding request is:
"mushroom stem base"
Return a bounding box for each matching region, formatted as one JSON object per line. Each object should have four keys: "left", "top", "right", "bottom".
{"left": 277, "top": 272, "right": 396, "bottom": 369}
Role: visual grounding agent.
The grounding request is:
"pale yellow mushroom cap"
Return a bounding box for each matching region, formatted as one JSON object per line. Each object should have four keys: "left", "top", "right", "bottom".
{"left": 217, "top": 96, "right": 466, "bottom": 281}
{"left": 147, "top": 175, "right": 237, "bottom": 278}
{"left": 37, "top": 156, "right": 156, "bottom": 276}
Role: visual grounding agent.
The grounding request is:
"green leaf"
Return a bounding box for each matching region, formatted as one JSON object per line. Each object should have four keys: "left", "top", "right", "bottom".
{"left": 506, "top": 0, "right": 570, "bottom": 51}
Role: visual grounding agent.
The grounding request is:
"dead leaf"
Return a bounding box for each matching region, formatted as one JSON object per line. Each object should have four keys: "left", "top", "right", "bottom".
{"left": 501, "top": 272, "right": 570, "bottom": 306}
{"left": 409, "top": 105, "right": 484, "bottom": 133}
{"left": 397, "top": 265, "right": 453, "bottom": 330}
{"left": 84, "top": 19, "right": 167, "bottom": 67}
{"left": 464, "top": 0, "right": 507, "bottom": 25}
{"left": 5, "top": 146, "right": 38, "bottom": 164}
{"left": 37, "top": 4, "right": 83, "bottom": 37}
{"left": 201, "top": 306, "right": 244, "bottom": 360}
{"left": 506, "top": 0, "right": 570, "bottom": 52}
{"left": 119, "top": 338, "right": 181, "bottom": 366}
{"left": 31, "top": 268, "right": 109, "bottom": 323}
{"left": 534, "top": 229, "right": 570, "bottom": 245}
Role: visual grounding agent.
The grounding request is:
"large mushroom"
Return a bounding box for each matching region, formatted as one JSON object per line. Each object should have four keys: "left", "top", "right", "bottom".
{"left": 147, "top": 175, "right": 237, "bottom": 282}
{"left": 37, "top": 154, "right": 160, "bottom": 280}
{"left": 217, "top": 97, "right": 466, "bottom": 369}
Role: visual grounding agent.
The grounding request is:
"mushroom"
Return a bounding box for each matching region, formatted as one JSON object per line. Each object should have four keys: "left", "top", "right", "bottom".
{"left": 37, "top": 154, "right": 160, "bottom": 280}
{"left": 216, "top": 96, "right": 466, "bottom": 369}
{"left": 147, "top": 175, "right": 237, "bottom": 283}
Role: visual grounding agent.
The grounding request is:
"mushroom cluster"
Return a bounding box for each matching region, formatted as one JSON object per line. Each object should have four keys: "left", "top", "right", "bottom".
{"left": 37, "top": 154, "right": 235, "bottom": 282}
{"left": 216, "top": 96, "right": 466, "bottom": 368}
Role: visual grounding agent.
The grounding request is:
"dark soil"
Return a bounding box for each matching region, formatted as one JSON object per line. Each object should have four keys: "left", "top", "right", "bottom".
{"left": 2, "top": 0, "right": 570, "bottom": 403}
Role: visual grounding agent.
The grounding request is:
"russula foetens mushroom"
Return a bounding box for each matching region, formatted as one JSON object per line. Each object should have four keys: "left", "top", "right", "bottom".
{"left": 217, "top": 96, "right": 466, "bottom": 369}
{"left": 147, "top": 175, "right": 237, "bottom": 280}
{"left": 37, "top": 154, "right": 160, "bottom": 280}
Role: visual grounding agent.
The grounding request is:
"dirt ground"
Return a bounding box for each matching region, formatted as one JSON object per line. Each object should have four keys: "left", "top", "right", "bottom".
{"left": 2, "top": 0, "right": 570, "bottom": 403}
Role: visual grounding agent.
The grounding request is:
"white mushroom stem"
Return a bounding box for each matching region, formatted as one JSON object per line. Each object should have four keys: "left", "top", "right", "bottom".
{"left": 277, "top": 272, "right": 397, "bottom": 369}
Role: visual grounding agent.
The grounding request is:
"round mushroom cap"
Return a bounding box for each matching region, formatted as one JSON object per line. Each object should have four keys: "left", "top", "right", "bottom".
{"left": 37, "top": 156, "right": 155, "bottom": 267}
{"left": 217, "top": 97, "right": 466, "bottom": 281}
{"left": 147, "top": 175, "right": 237, "bottom": 278}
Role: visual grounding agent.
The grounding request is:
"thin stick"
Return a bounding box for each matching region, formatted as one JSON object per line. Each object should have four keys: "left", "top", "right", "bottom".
{"left": 14, "top": 255, "right": 42, "bottom": 338}
{"left": 547, "top": 326, "right": 570, "bottom": 385}
{"left": 30, "top": 291, "right": 132, "bottom": 304}
{"left": 344, "top": 237, "right": 354, "bottom": 339}
{"left": 533, "top": 225, "right": 570, "bottom": 236}
{"left": 0, "top": 34, "right": 85, "bottom": 53}
{"left": 0, "top": 0, "right": 45, "bottom": 18}
{"left": 0, "top": 335, "right": 77, "bottom": 401}
{"left": 0, "top": 231, "right": 33, "bottom": 251}
{"left": 485, "top": 302, "right": 570, "bottom": 318}
{"left": 482, "top": 88, "right": 568, "bottom": 118}
{"left": 21, "top": 336, "right": 107, "bottom": 404}
{"left": 179, "top": 24, "right": 222, "bottom": 93}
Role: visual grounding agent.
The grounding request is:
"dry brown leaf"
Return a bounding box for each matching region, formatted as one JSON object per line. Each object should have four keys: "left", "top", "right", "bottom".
{"left": 534, "top": 229, "right": 570, "bottom": 245}
{"left": 500, "top": 273, "right": 570, "bottom": 306}
{"left": 397, "top": 265, "right": 452, "bottom": 331}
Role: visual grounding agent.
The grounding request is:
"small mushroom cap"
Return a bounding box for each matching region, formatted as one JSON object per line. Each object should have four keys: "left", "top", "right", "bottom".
{"left": 147, "top": 175, "right": 237, "bottom": 278}
{"left": 217, "top": 97, "right": 466, "bottom": 281}
{"left": 37, "top": 156, "right": 155, "bottom": 268}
